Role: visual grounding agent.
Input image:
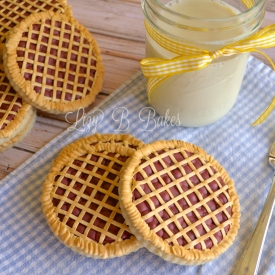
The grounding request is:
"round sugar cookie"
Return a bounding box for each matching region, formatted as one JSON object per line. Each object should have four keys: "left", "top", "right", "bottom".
{"left": 4, "top": 11, "right": 104, "bottom": 114}
{"left": 120, "top": 140, "right": 240, "bottom": 265}
{"left": 41, "top": 141, "right": 141, "bottom": 258}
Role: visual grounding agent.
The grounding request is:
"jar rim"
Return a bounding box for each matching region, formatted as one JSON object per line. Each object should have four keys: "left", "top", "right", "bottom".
{"left": 143, "top": 0, "right": 265, "bottom": 22}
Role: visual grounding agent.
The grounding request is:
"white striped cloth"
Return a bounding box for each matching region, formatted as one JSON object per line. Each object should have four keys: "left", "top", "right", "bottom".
{"left": 1, "top": 56, "right": 275, "bottom": 275}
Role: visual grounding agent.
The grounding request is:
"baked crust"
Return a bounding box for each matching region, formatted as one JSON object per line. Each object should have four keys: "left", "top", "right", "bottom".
{"left": 0, "top": 107, "right": 36, "bottom": 152}
{"left": 41, "top": 140, "right": 141, "bottom": 258}
{"left": 3, "top": 11, "right": 104, "bottom": 114}
{"left": 0, "top": 69, "right": 33, "bottom": 139}
{"left": 68, "top": 133, "right": 145, "bottom": 150}
{"left": 120, "top": 140, "right": 240, "bottom": 265}
{"left": 0, "top": 0, "right": 72, "bottom": 49}
{"left": 0, "top": 61, "right": 4, "bottom": 72}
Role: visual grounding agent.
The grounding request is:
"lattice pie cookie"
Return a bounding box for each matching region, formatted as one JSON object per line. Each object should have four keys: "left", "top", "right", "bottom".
{"left": 3, "top": 11, "right": 104, "bottom": 114}
{"left": 41, "top": 139, "right": 141, "bottom": 258}
{"left": 120, "top": 140, "right": 240, "bottom": 265}
{"left": 0, "top": 69, "right": 36, "bottom": 152}
{"left": 0, "top": 0, "right": 72, "bottom": 58}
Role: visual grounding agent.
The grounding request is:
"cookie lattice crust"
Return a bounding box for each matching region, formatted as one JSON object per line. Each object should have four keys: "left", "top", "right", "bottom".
{"left": 52, "top": 149, "right": 133, "bottom": 244}
{"left": 132, "top": 147, "right": 232, "bottom": 250}
{"left": 42, "top": 142, "right": 140, "bottom": 258}
{"left": 0, "top": 71, "right": 22, "bottom": 130}
{"left": 0, "top": 69, "right": 32, "bottom": 138}
{"left": 17, "top": 17, "right": 96, "bottom": 102}
{"left": 120, "top": 140, "right": 240, "bottom": 265}
{"left": 0, "top": 0, "right": 70, "bottom": 45}
{"left": 4, "top": 11, "right": 104, "bottom": 113}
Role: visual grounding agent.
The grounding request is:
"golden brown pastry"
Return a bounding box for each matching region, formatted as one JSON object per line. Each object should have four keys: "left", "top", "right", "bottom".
{"left": 41, "top": 136, "right": 142, "bottom": 258}
{"left": 0, "top": 69, "right": 36, "bottom": 152}
{"left": 3, "top": 11, "right": 104, "bottom": 114}
{"left": 120, "top": 140, "right": 240, "bottom": 265}
{"left": 0, "top": 0, "right": 72, "bottom": 55}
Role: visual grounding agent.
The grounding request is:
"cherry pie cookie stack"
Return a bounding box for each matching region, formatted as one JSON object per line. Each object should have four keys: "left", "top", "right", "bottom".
{"left": 0, "top": 1, "right": 104, "bottom": 153}
{"left": 41, "top": 134, "right": 143, "bottom": 258}
{"left": 0, "top": 69, "right": 35, "bottom": 152}
{"left": 120, "top": 140, "right": 240, "bottom": 265}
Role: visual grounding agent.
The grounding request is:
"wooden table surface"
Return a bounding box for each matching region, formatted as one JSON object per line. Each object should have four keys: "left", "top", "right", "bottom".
{"left": 0, "top": 0, "right": 274, "bottom": 179}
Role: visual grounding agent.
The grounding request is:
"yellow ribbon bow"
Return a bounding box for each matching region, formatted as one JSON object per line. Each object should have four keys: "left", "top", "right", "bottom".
{"left": 141, "top": 21, "right": 275, "bottom": 126}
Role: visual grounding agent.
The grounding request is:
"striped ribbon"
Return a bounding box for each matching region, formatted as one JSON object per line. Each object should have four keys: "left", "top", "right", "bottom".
{"left": 140, "top": 20, "right": 275, "bottom": 126}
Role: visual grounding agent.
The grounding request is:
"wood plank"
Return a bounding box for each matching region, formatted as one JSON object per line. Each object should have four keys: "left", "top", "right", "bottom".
{"left": 266, "top": 0, "right": 275, "bottom": 12}
{"left": 15, "top": 116, "right": 68, "bottom": 152}
{"left": 118, "top": 0, "right": 141, "bottom": 4}
{"left": 101, "top": 54, "right": 141, "bottom": 94}
{"left": 0, "top": 148, "right": 33, "bottom": 179}
{"left": 68, "top": 0, "right": 144, "bottom": 41}
{"left": 261, "top": 10, "right": 275, "bottom": 27}
{"left": 94, "top": 33, "right": 145, "bottom": 61}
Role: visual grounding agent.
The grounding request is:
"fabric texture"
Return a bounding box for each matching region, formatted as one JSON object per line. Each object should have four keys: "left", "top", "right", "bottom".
{"left": 1, "top": 56, "right": 275, "bottom": 274}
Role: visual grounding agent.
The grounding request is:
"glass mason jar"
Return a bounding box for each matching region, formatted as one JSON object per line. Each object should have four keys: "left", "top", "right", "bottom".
{"left": 142, "top": 0, "right": 267, "bottom": 127}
